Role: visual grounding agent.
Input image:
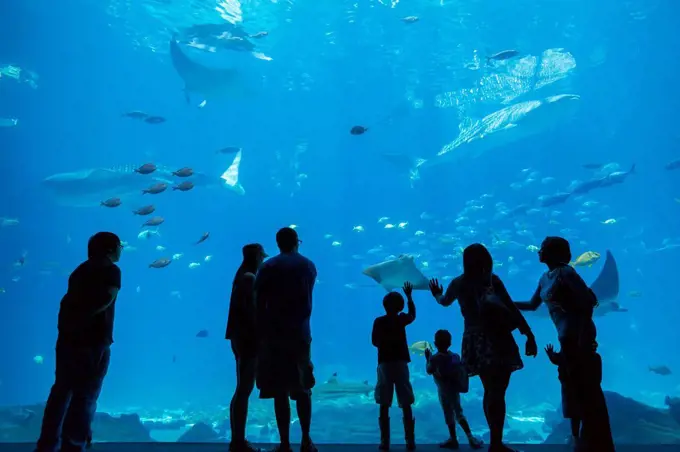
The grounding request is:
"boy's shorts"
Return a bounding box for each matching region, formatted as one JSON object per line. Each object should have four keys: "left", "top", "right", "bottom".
{"left": 375, "top": 361, "right": 415, "bottom": 407}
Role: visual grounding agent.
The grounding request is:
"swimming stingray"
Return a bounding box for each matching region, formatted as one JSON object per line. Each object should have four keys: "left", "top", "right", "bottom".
{"left": 42, "top": 150, "right": 245, "bottom": 207}
{"left": 531, "top": 250, "right": 625, "bottom": 318}
{"left": 362, "top": 255, "right": 430, "bottom": 292}
{"left": 383, "top": 94, "right": 580, "bottom": 183}
{"left": 169, "top": 36, "right": 246, "bottom": 104}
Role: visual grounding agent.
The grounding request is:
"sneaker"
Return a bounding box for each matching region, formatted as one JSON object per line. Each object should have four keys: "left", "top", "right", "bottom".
{"left": 300, "top": 437, "right": 317, "bottom": 452}
{"left": 439, "top": 438, "right": 459, "bottom": 449}
{"left": 229, "top": 440, "right": 260, "bottom": 452}
{"left": 467, "top": 436, "right": 483, "bottom": 450}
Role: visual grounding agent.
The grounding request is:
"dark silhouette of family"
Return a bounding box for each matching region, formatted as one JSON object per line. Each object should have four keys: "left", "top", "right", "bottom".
{"left": 34, "top": 228, "right": 615, "bottom": 452}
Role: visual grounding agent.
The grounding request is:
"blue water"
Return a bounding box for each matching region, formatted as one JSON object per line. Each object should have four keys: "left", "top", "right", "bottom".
{"left": 2, "top": 0, "right": 680, "bottom": 445}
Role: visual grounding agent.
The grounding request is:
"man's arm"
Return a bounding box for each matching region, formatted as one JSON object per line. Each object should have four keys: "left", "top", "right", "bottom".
{"left": 241, "top": 272, "right": 256, "bottom": 307}
{"left": 437, "top": 277, "right": 460, "bottom": 307}
{"left": 90, "top": 266, "right": 121, "bottom": 315}
{"left": 371, "top": 319, "right": 380, "bottom": 348}
{"left": 254, "top": 266, "right": 269, "bottom": 340}
{"left": 515, "top": 283, "right": 543, "bottom": 311}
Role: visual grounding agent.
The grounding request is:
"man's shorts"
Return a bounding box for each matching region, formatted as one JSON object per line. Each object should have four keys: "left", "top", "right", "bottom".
{"left": 257, "top": 338, "right": 314, "bottom": 401}
{"left": 374, "top": 361, "right": 415, "bottom": 408}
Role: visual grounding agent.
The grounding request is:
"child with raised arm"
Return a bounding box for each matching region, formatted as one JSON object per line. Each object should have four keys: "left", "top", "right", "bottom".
{"left": 372, "top": 282, "right": 417, "bottom": 451}
{"left": 425, "top": 330, "right": 483, "bottom": 450}
{"left": 545, "top": 340, "right": 602, "bottom": 446}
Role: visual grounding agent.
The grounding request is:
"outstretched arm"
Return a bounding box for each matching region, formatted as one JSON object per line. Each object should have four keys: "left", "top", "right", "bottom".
{"left": 437, "top": 277, "right": 461, "bottom": 307}
{"left": 515, "top": 284, "right": 543, "bottom": 311}
{"left": 495, "top": 278, "right": 533, "bottom": 336}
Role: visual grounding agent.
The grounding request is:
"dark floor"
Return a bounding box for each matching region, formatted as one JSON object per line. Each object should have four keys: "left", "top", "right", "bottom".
{"left": 1, "top": 444, "right": 679, "bottom": 452}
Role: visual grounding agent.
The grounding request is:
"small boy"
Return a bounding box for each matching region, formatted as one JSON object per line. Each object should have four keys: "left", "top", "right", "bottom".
{"left": 425, "top": 330, "right": 483, "bottom": 450}
{"left": 371, "top": 282, "right": 417, "bottom": 451}
{"left": 545, "top": 340, "right": 602, "bottom": 445}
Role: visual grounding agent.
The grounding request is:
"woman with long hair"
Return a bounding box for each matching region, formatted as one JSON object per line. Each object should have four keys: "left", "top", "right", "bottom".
{"left": 429, "top": 243, "right": 537, "bottom": 452}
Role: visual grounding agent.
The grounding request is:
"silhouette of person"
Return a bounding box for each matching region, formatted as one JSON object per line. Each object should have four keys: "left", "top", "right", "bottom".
{"left": 425, "top": 330, "right": 483, "bottom": 450}
{"left": 255, "top": 227, "right": 317, "bottom": 452}
{"left": 35, "top": 232, "right": 123, "bottom": 452}
{"left": 371, "top": 282, "right": 417, "bottom": 451}
{"left": 226, "top": 243, "right": 268, "bottom": 452}
{"left": 515, "top": 236, "right": 614, "bottom": 452}
{"left": 429, "top": 243, "right": 537, "bottom": 452}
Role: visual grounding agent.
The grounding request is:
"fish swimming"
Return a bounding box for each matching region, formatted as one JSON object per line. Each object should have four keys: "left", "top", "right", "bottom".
{"left": 390, "top": 94, "right": 580, "bottom": 182}
{"left": 531, "top": 250, "right": 624, "bottom": 318}
{"left": 313, "top": 373, "right": 373, "bottom": 401}
{"left": 42, "top": 151, "right": 245, "bottom": 207}
{"left": 362, "top": 255, "right": 429, "bottom": 292}
{"left": 169, "top": 36, "right": 246, "bottom": 104}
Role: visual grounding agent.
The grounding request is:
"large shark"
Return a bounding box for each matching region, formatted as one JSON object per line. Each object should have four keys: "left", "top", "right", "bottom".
{"left": 531, "top": 250, "right": 625, "bottom": 318}
{"left": 389, "top": 94, "right": 580, "bottom": 182}
{"left": 42, "top": 150, "right": 245, "bottom": 207}
{"left": 169, "top": 36, "right": 247, "bottom": 103}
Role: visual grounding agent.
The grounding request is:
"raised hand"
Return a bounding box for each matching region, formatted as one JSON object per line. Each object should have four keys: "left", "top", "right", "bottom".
{"left": 429, "top": 278, "right": 443, "bottom": 297}
{"left": 424, "top": 348, "right": 431, "bottom": 360}
{"left": 403, "top": 281, "right": 414, "bottom": 297}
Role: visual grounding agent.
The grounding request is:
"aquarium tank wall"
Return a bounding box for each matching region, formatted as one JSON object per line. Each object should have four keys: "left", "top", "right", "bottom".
{"left": 1, "top": 0, "right": 680, "bottom": 447}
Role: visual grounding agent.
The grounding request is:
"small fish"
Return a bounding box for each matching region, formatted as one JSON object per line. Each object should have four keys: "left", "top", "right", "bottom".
{"left": 487, "top": 49, "right": 520, "bottom": 62}
{"left": 133, "top": 205, "right": 155, "bottom": 216}
{"left": 144, "top": 116, "right": 166, "bottom": 124}
{"left": 649, "top": 365, "right": 672, "bottom": 376}
{"left": 173, "top": 181, "right": 194, "bottom": 192}
{"left": 101, "top": 197, "right": 121, "bottom": 208}
{"left": 401, "top": 16, "right": 419, "bottom": 23}
{"left": 33, "top": 355, "right": 44, "bottom": 365}
{"left": 196, "top": 232, "right": 210, "bottom": 245}
{"left": 149, "top": 258, "right": 172, "bottom": 269}
{"left": 122, "top": 111, "right": 149, "bottom": 119}
{"left": 143, "top": 216, "right": 165, "bottom": 227}
{"left": 188, "top": 262, "right": 201, "bottom": 269}
{"left": 143, "top": 183, "right": 168, "bottom": 195}
{"left": 216, "top": 146, "right": 242, "bottom": 154}
{"left": 408, "top": 341, "right": 432, "bottom": 356}
{"left": 249, "top": 31, "right": 268, "bottom": 39}
{"left": 350, "top": 125, "right": 368, "bottom": 135}
{"left": 172, "top": 167, "right": 193, "bottom": 177}
{"left": 135, "top": 163, "right": 157, "bottom": 175}
{"left": 196, "top": 329, "right": 209, "bottom": 338}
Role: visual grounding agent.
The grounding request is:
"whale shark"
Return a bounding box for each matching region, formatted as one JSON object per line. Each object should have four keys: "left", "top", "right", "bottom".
{"left": 169, "top": 37, "right": 246, "bottom": 104}
{"left": 362, "top": 255, "right": 430, "bottom": 292}
{"left": 385, "top": 94, "right": 580, "bottom": 182}
{"left": 531, "top": 250, "right": 624, "bottom": 318}
{"left": 42, "top": 151, "right": 245, "bottom": 207}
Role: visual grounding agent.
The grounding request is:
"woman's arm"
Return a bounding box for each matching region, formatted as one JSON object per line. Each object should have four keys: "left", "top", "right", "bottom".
{"left": 515, "top": 284, "right": 543, "bottom": 311}
{"left": 561, "top": 268, "right": 598, "bottom": 312}
{"left": 436, "top": 277, "right": 461, "bottom": 307}
{"left": 495, "top": 277, "right": 533, "bottom": 336}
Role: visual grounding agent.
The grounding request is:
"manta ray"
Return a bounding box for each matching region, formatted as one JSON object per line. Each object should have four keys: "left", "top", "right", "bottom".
{"left": 384, "top": 94, "right": 580, "bottom": 182}
{"left": 169, "top": 36, "right": 246, "bottom": 104}
{"left": 362, "top": 255, "right": 430, "bottom": 292}
{"left": 532, "top": 249, "right": 625, "bottom": 318}
{"left": 42, "top": 150, "right": 245, "bottom": 207}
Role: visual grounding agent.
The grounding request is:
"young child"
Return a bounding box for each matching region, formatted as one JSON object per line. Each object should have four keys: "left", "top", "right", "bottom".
{"left": 371, "top": 282, "right": 417, "bottom": 451}
{"left": 425, "top": 330, "right": 483, "bottom": 450}
{"left": 545, "top": 340, "right": 602, "bottom": 445}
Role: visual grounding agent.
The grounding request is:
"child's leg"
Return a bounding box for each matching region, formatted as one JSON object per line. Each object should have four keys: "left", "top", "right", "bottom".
{"left": 452, "top": 393, "right": 483, "bottom": 449}
{"left": 394, "top": 362, "right": 416, "bottom": 450}
{"left": 375, "top": 364, "right": 393, "bottom": 450}
{"left": 570, "top": 418, "right": 581, "bottom": 439}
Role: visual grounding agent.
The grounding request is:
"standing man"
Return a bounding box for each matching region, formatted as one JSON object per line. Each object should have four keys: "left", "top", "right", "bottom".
{"left": 36, "top": 232, "right": 123, "bottom": 452}
{"left": 226, "top": 243, "right": 268, "bottom": 452}
{"left": 255, "top": 227, "right": 318, "bottom": 452}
